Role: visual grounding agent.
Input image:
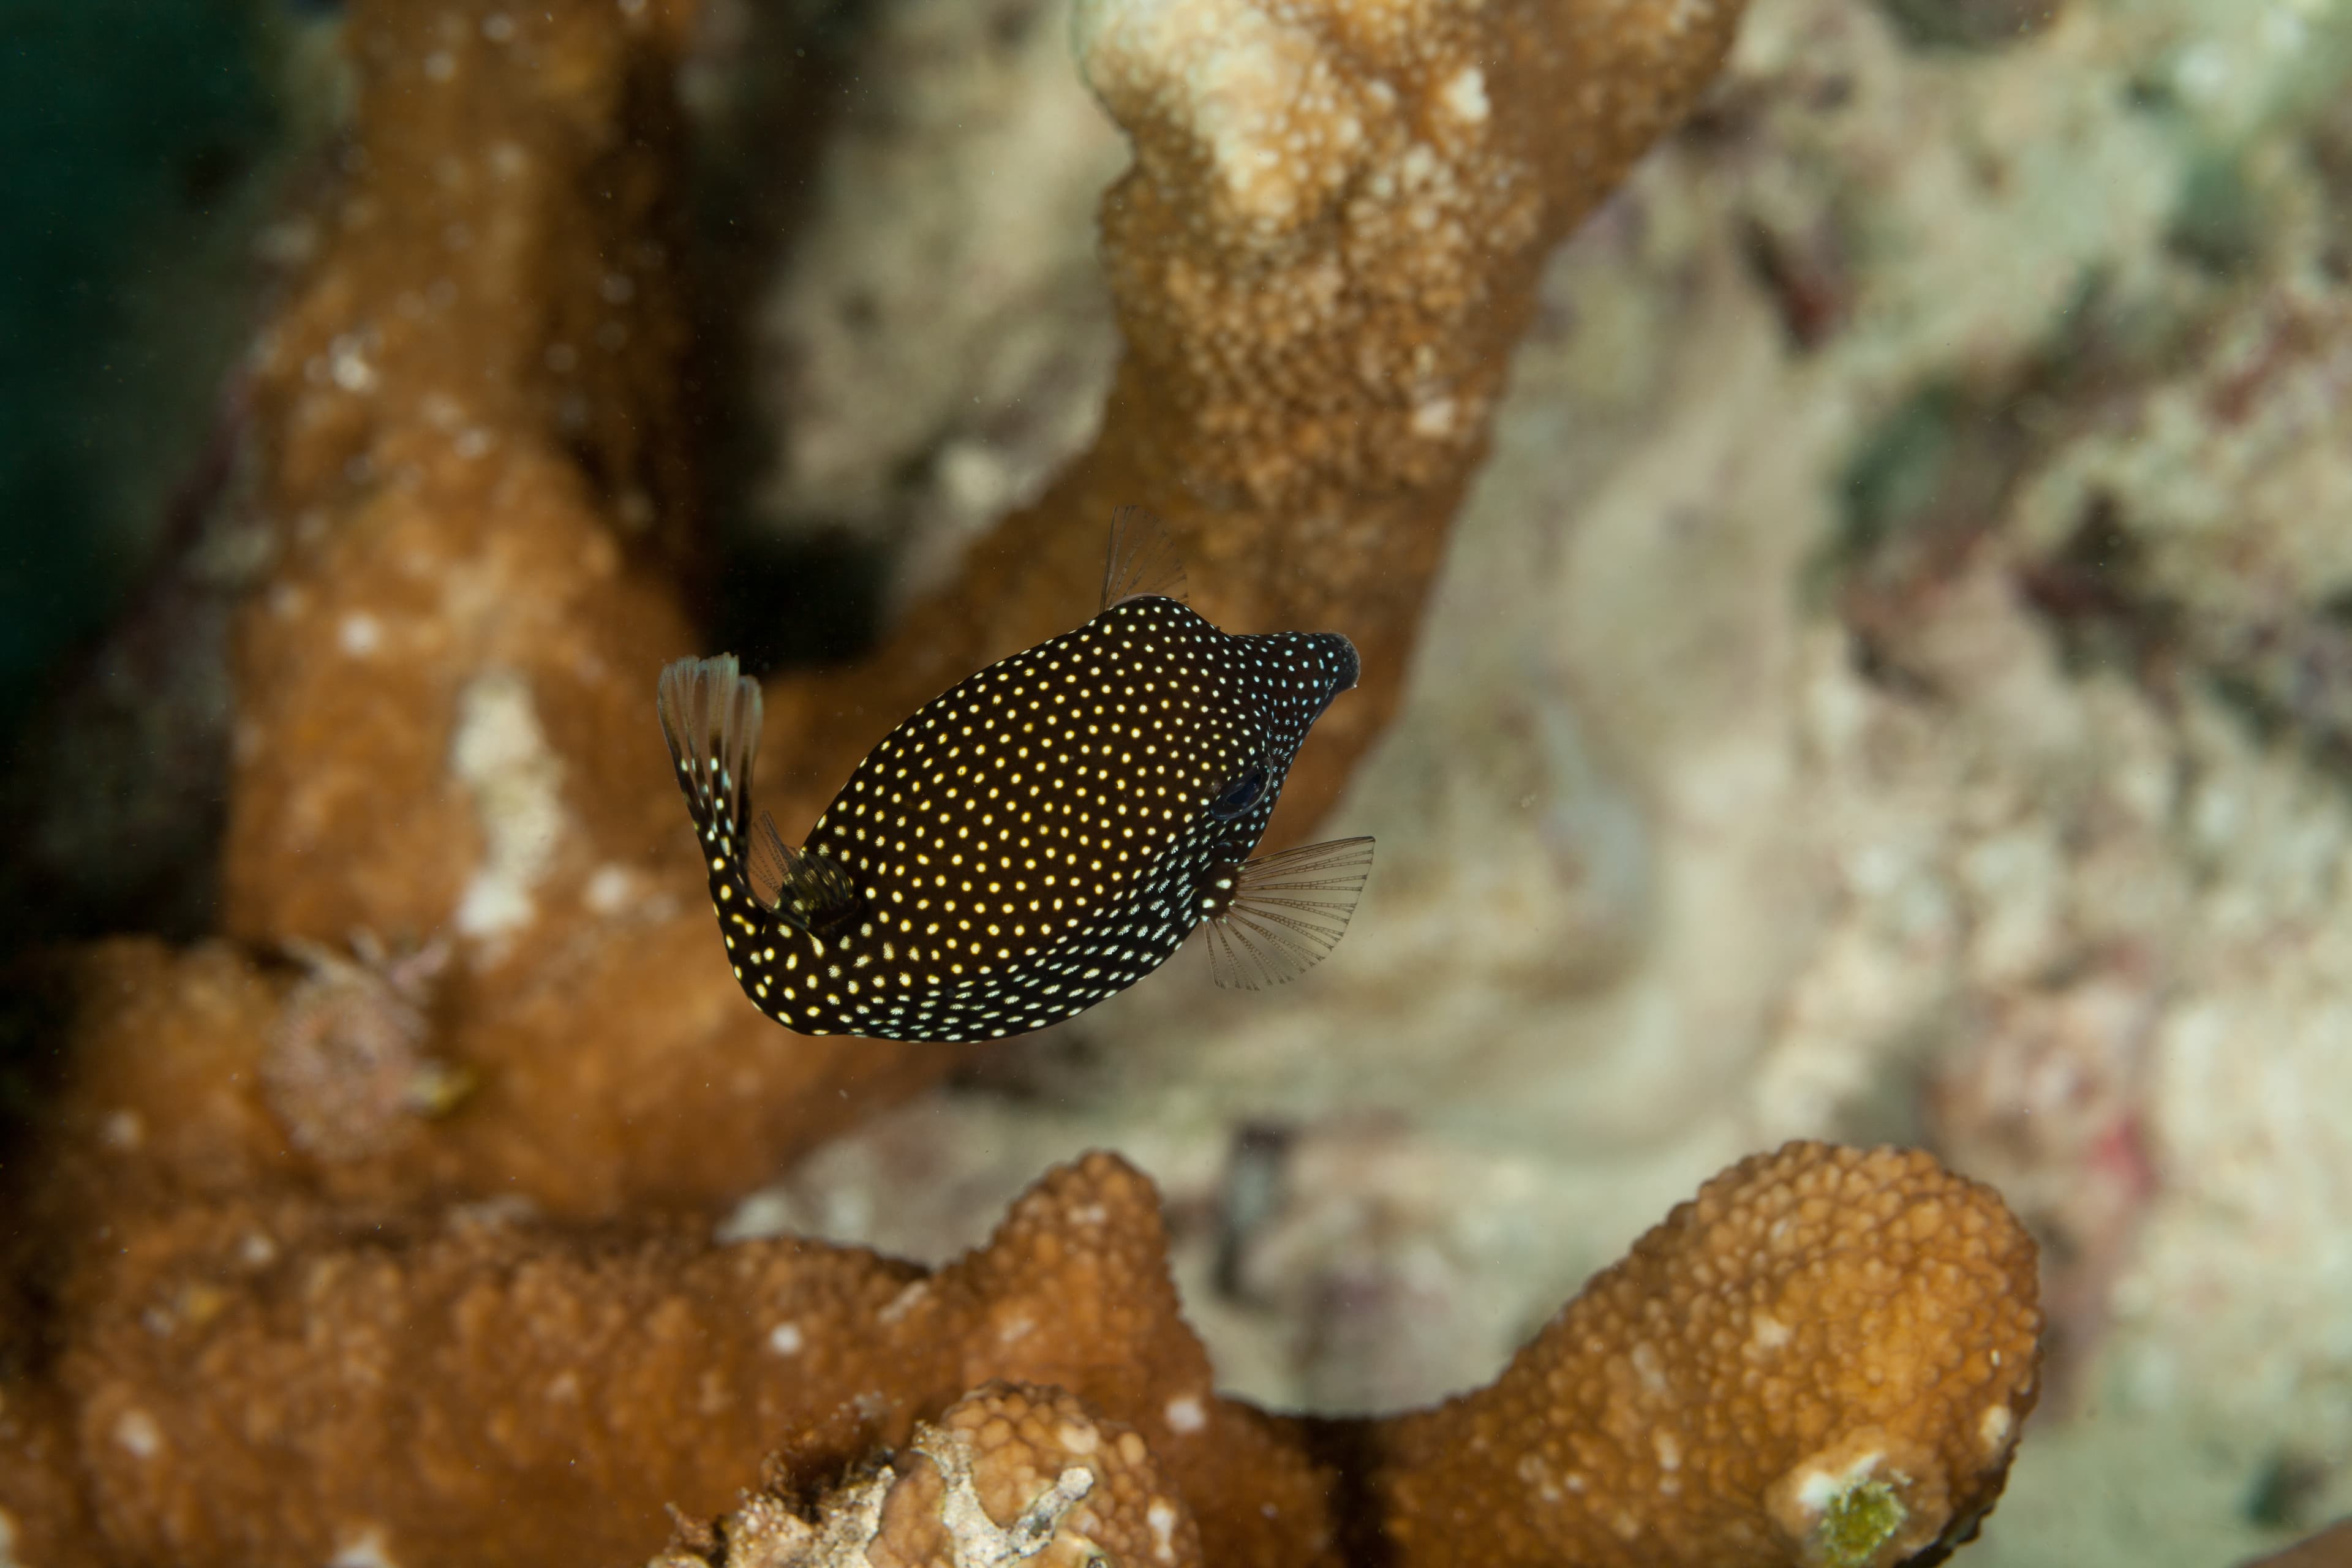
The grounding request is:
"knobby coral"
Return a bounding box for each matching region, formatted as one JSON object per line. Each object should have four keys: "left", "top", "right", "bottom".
{"left": 0, "top": 1144, "right": 2037, "bottom": 1567}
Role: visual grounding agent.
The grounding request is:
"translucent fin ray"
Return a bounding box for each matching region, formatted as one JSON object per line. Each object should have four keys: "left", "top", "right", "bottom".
{"left": 656, "top": 654, "right": 762, "bottom": 834}
{"left": 752, "top": 810, "right": 862, "bottom": 933}
{"left": 747, "top": 810, "right": 794, "bottom": 910}
{"left": 1205, "top": 836, "right": 1374, "bottom": 991}
{"left": 1101, "top": 505, "right": 1188, "bottom": 609}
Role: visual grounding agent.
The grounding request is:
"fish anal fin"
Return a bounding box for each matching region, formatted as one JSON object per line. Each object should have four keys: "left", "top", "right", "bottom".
{"left": 656, "top": 655, "right": 763, "bottom": 835}
{"left": 1204, "top": 835, "right": 1374, "bottom": 991}
{"left": 1101, "top": 505, "right": 1188, "bottom": 610}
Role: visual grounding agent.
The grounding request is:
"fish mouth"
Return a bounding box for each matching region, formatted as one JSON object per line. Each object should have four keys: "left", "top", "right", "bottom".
{"left": 1308, "top": 634, "right": 1360, "bottom": 725}
{"left": 1332, "top": 634, "right": 1360, "bottom": 693}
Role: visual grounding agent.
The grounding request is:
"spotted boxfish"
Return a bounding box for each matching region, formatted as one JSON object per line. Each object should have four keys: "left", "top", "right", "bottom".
{"left": 655, "top": 508, "right": 1373, "bottom": 1044}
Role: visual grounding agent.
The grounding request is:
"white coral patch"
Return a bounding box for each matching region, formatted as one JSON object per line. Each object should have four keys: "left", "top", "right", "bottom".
{"left": 877, "top": 1280, "right": 929, "bottom": 1325}
{"left": 1438, "top": 66, "right": 1487, "bottom": 124}
{"left": 450, "top": 669, "right": 567, "bottom": 941}
{"left": 914, "top": 1425, "right": 1097, "bottom": 1565}
{"left": 339, "top": 612, "right": 383, "bottom": 657}
{"left": 1793, "top": 1449, "right": 1885, "bottom": 1517}
{"left": 582, "top": 862, "right": 639, "bottom": 916}
{"left": 1072, "top": 0, "right": 1381, "bottom": 236}
{"left": 328, "top": 1526, "right": 401, "bottom": 1568}
{"left": 113, "top": 1410, "right": 162, "bottom": 1459}
{"left": 1978, "top": 1403, "right": 2013, "bottom": 1454}
{"left": 1147, "top": 1498, "right": 1180, "bottom": 1563}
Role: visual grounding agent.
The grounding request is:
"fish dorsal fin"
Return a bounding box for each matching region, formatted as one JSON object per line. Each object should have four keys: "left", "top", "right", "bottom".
{"left": 656, "top": 654, "right": 763, "bottom": 834}
{"left": 745, "top": 809, "right": 795, "bottom": 909}
{"left": 750, "top": 811, "right": 863, "bottom": 934}
{"left": 1101, "top": 505, "right": 1188, "bottom": 610}
{"left": 1204, "top": 835, "right": 1374, "bottom": 990}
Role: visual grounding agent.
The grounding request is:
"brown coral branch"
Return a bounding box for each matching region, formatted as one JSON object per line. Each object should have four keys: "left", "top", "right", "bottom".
{"left": 0, "top": 1144, "right": 2038, "bottom": 1567}
{"left": 758, "top": 0, "right": 1752, "bottom": 844}
{"left": 1355, "top": 1143, "right": 2043, "bottom": 1568}
{"left": 212, "top": 0, "right": 949, "bottom": 1215}
{"left": 187, "top": 0, "right": 1748, "bottom": 1220}
{"left": 2245, "top": 1521, "right": 2352, "bottom": 1568}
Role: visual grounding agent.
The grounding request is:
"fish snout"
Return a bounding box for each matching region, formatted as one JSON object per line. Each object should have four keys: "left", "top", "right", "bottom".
{"left": 1330, "top": 633, "right": 1360, "bottom": 693}
{"left": 1303, "top": 633, "right": 1360, "bottom": 726}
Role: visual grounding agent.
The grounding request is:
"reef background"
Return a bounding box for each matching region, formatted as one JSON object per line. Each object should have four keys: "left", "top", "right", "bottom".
{"left": 5, "top": 0, "right": 2351, "bottom": 1563}
{"left": 706, "top": 0, "right": 2352, "bottom": 1560}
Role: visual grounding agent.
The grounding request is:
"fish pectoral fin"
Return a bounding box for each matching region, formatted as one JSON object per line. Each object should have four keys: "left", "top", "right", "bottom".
{"left": 1100, "top": 505, "right": 1189, "bottom": 610}
{"left": 1204, "top": 835, "right": 1374, "bottom": 991}
{"left": 656, "top": 654, "right": 763, "bottom": 831}
{"left": 748, "top": 813, "right": 862, "bottom": 933}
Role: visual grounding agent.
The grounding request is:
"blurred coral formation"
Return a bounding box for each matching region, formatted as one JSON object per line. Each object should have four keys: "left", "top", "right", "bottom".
{"left": 6, "top": 0, "right": 2352, "bottom": 1561}
{"left": 0, "top": 1134, "right": 2042, "bottom": 1567}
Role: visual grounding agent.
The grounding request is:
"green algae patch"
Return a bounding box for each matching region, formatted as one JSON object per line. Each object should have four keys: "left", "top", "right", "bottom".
{"left": 1815, "top": 1477, "right": 1909, "bottom": 1567}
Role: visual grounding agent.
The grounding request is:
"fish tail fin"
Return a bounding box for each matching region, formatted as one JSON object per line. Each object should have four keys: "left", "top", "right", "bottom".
{"left": 657, "top": 654, "right": 762, "bottom": 843}
{"left": 1204, "top": 835, "right": 1374, "bottom": 991}
{"left": 658, "top": 655, "right": 862, "bottom": 935}
{"left": 1101, "top": 505, "right": 1188, "bottom": 609}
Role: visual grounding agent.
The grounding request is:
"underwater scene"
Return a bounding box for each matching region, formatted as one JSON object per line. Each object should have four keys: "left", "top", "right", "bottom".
{"left": 1, "top": 0, "right": 2348, "bottom": 1563}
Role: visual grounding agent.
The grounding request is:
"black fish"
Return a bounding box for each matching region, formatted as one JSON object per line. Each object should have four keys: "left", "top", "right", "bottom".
{"left": 655, "top": 509, "right": 1373, "bottom": 1044}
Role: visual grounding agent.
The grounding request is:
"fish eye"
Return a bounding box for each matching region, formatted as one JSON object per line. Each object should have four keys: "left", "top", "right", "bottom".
{"left": 1207, "top": 763, "right": 1268, "bottom": 821}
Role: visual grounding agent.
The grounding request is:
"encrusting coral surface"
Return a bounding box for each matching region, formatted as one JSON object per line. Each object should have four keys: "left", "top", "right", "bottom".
{"left": 0, "top": 1144, "right": 2040, "bottom": 1567}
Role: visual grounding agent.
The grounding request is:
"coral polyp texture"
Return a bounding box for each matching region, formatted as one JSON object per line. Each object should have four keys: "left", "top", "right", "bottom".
{"left": 0, "top": 1144, "right": 2037, "bottom": 1567}
{"left": 1363, "top": 1142, "right": 2041, "bottom": 1568}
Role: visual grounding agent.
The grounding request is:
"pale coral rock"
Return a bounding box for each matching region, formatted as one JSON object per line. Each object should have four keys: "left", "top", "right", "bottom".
{"left": 655, "top": 1384, "right": 1201, "bottom": 1568}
